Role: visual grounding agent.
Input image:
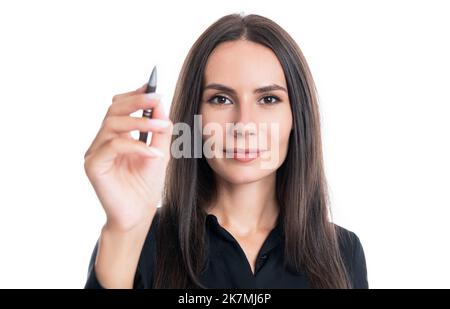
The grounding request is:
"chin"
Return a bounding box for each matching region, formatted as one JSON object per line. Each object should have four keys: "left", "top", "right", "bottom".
{"left": 207, "top": 159, "right": 276, "bottom": 184}
{"left": 224, "top": 173, "right": 266, "bottom": 185}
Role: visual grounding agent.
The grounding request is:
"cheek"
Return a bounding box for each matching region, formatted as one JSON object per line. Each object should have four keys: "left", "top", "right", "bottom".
{"left": 268, "top": 105, "right": 293, "bottom": 150}
{"left": 201, "top": 117, "right": 228, "bottom": 158}
{"left": 201, "top": 119, "right": 226, "bottom": 142}
{"left": 199, "top": 104, "right": 230, "bottom": 139}
{"left": 200, "top": 107, "right": 220, "bottom": 141}
{"left": 280, "top": 116, "right": 293, "bottom": 148}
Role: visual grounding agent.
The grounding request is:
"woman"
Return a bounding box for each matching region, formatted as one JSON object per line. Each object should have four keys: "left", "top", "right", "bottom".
{"left": 84, "top": 13, "right": 368, "bottom": 289}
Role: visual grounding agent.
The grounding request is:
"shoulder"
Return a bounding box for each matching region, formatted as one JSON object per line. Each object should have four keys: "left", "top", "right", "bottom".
{"left": 334, "top": 224, "right": 369, "bottom": 289}
{"left": 334, "top": 224, "right": 362, "bottom": 256}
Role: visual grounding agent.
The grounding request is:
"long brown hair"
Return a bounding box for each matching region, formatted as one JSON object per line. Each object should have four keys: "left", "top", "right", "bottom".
{"left": 154, "top": 13, "right": 351, "bottom": 288}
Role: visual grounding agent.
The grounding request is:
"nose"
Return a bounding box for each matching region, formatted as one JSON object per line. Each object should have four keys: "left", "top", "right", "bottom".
{"left": 233, "top": 96, "right": 257, "bottom": 138}
{"left": 233, "top": 124, "right": 256, "bottom": 138}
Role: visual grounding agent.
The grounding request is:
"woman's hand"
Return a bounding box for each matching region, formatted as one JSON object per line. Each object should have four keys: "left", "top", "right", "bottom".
{"left": 84, "top": 85, "right": 173, "bottom": 232}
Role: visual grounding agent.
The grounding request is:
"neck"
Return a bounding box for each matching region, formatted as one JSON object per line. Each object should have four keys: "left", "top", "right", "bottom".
{"left": 206, "top": 173, "right": 279, "bottom": 235}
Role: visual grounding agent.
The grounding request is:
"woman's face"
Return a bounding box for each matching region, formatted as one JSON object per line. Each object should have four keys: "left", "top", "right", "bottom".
{"left": 199, "top": 39, "right": 293, "bottom": 184}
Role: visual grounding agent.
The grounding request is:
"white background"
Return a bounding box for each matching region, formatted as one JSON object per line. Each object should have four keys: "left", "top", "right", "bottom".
{"left": 0, "top": 0, "right": 449, "bottom": 288}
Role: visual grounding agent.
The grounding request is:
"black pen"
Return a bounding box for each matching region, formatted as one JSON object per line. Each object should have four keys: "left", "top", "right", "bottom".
{"left": 139, "top": 65, "right": 157, "bottom": 143}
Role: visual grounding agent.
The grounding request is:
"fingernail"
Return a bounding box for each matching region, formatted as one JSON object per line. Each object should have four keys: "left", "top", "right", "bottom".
{"left": 145, "top": 93, "right": 162, "bottom": 101}
{"left": 149, "top": 119, "right": 171, "bottom": 128}
{"left": 147, "top": 147, "right": 164, "bottom": 157}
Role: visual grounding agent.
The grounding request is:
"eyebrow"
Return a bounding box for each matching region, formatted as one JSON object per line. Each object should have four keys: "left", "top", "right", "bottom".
{"left": 203, "top": 83, "right": 288, "bottom": 95}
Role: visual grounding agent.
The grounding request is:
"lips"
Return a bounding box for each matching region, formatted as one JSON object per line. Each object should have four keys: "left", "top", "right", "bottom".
{"left": 223, "top": 149, "right": 265, "bottom": 162}
{"left": 224, "top": 149, "right": 261, "bottom": 154}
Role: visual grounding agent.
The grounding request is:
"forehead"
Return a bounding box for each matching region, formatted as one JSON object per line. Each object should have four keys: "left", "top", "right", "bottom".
{"left": 203, "top": 40, "right": 287, "bottom": 89}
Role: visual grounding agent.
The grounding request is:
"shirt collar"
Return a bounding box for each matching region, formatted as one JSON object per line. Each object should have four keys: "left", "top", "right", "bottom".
{"left": 205, "top": 213, "right": 283, "bottom": 255}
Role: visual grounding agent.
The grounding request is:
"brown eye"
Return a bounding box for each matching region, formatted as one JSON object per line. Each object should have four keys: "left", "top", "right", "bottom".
{"left": 259, "top": 95, "right": 280, "bottom": 105}
{"left": 208, "top": 95, "right": 233, "bottom": 105}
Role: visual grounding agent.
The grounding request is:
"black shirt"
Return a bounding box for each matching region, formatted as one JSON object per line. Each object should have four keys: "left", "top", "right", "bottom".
{"left": 85, "top": 211, "right": 368, "bottom": 289}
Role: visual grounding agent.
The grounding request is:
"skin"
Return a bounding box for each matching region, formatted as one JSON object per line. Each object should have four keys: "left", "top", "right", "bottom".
{"left": 84, "top": 39, "right": 293, "bottom": 288}
{"left": 84, "top": 86, "right": 173, "bottom": 288}
{"left": 200, "top": 39, "right": 293, "bottom": 274}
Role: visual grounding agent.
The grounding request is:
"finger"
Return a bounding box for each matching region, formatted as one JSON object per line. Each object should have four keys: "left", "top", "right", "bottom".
{"left": 149, "top": 103, "right": 173, "bottom": 155}
{"left": 102, "top": 116, "right": 173, "bottom": 135}
{"left": 85, "top": 114, "right": 171, "bottom": 159}
{"left": 90, "top": 137, "right": 164, "bottom": 167}
{"left": 148, "top": 96, "right": 169, "bottom": 121}
{"left": 110, "top": 84, "right": 148, "bottom": 103}
{"left": 107, "top": 93, "right": 162, "bottom": 116}
{"left": 86, "top": 93, "right": 163, "bottom": 159}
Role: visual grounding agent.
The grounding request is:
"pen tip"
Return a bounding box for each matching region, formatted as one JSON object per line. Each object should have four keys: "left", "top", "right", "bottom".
{"left": 148, "top": 65, "right": 157, "bottom": 88}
